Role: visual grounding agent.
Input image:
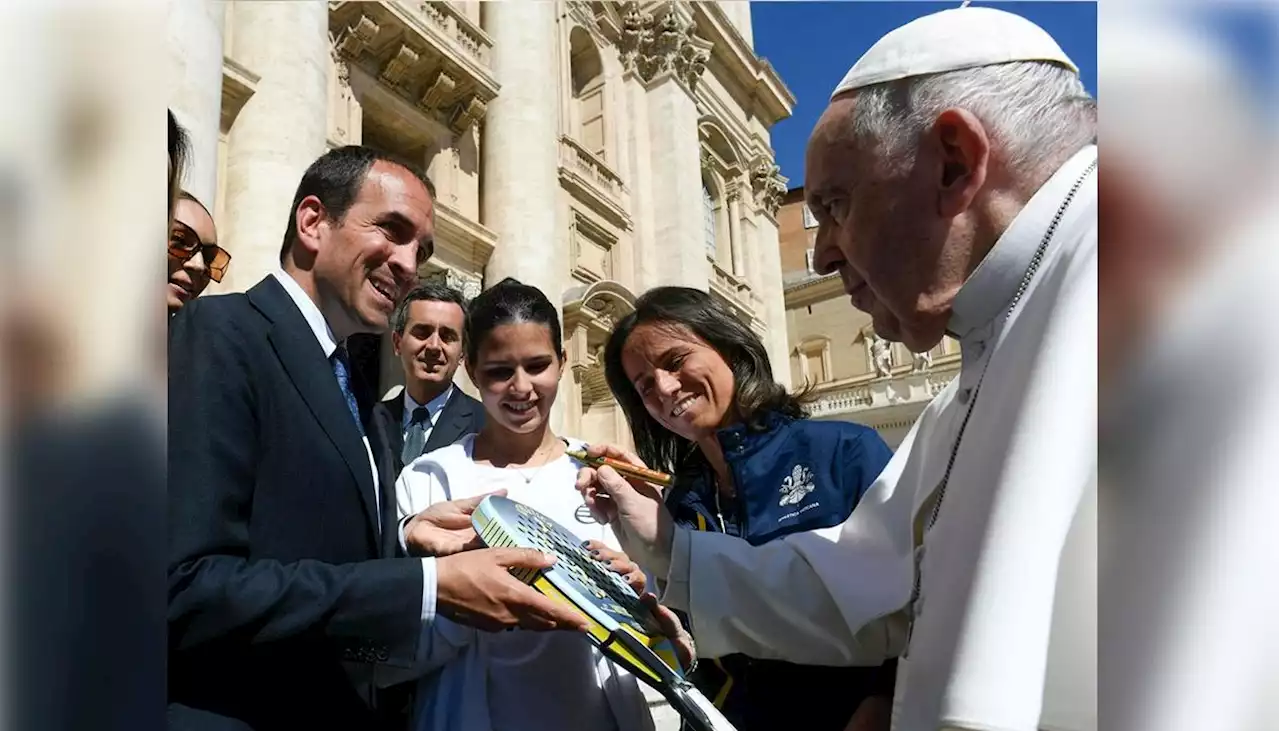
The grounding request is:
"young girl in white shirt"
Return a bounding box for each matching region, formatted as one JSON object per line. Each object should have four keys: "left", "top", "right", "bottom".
{"left": 395, "top": 278, "right": 657, "bottom": 731}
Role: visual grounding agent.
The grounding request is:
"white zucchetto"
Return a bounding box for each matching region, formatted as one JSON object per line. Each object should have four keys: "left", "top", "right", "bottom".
{"left": 832, "top": 6, "right": 1079, "bottom": 98}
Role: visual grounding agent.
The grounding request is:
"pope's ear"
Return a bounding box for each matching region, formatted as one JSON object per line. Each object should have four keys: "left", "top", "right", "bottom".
{"left": 930, "top": 108, "right": 989, "bottom": 217}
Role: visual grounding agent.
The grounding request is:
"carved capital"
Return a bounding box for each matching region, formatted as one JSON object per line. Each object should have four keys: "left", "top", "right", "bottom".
{"left": 334, "top": 14, "right": 379, "bottom": 60}
{"left": 617, "top": 2, "right": 711, "bottom": 93}
{"left": 750, "top": 157, "right": 787, "bottom": 216}
{"left": 448, "top": 95, "right": 487, "bottom": 135}
{"left": 380, "top": 44, "right": 420, "bottom": 89}
{"left": 423, "top": 267, "right": 482, "bottom": 302}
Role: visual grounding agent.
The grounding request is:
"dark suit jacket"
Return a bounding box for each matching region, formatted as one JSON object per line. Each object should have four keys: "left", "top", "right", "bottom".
{"left": 167, "top": 276, "right": 424, "bottom": 731}
{"left": 370, "top": 387, "right": 485, "bottom": 501}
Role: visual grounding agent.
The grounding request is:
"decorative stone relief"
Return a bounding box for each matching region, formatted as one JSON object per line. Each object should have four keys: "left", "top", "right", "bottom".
{"left": 750, "top": 158, "right": 787, "bottom": 216}
{"left": 380, "top": 45, "right": 420, "bottom": 90}
{"left": 617, "top": 1, "right": 712, "bottom": 93}
{"left": 418, "top": 71, "right": 458, "bottom": 114}
{"left": 448, "top": 96, "right": 487, "bottom": 134}
{"left": 335, "top": 14, "right": 379, "bottom": 60}
{"left": 424, "top": 267, "right": 482, "bottom": 302}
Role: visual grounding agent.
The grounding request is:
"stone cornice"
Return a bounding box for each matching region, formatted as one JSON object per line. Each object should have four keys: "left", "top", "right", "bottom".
{"left": 784, "top": 272, "right": 843, "bottom": 309}
{"left": 617, "top": 1, "right": 712, "bottom": 94}
{"left": 432, "top": 200, "right": 497, "bottom": 273}
{"left": 221, "top": 56, "right": 259, "bottom": 132}
{"left": 329, "top": 2, "right": 499, "bottom": 137}
{"left": 689, "top": 2, "right": 796, "bottom": 127}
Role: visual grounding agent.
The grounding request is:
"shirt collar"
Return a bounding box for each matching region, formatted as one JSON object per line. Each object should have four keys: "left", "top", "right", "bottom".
{"left": 947, "top": 144, "right": 1098, "bottom": 339}
{"left": 271, "top": 269, "right": 339, "bottom": 358}
{"left": 403, "top": 384, "right": 454, "bottom": 427}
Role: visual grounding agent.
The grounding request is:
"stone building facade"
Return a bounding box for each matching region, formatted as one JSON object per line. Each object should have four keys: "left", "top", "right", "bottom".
{"left": 777, "top": 187, "right": 960, "bottom": 448}
{"left": 168, "top": 1, "right": 795, "bottom": 459}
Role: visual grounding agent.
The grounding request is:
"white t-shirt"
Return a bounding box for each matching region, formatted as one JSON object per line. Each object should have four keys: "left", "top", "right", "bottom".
{"left": 396, "top": 434, "right": 654, "bottom": 731}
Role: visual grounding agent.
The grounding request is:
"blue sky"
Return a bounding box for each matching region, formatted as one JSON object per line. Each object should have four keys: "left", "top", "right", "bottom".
{"left": 752, "top": 1, "right": 1098, "bottom": 190}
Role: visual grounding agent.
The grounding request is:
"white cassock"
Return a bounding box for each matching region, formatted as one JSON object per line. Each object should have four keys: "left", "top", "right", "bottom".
{"left": 659, "top": 145, "right": 1099, "bottom": 731}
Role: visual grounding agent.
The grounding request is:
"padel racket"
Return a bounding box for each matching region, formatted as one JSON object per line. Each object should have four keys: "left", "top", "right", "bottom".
{"left": 472, "top": 494, "right": 736, "bottom": 731}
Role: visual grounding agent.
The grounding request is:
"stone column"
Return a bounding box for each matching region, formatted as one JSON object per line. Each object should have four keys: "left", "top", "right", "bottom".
{"left": 756, "top": 216, "right": 790, "bottom": 389}
{"left": 481, "top": 1, "right": 561, "bottom": 294}
{"left": 219, "top": 1, "right": 330, "bottom": 293}
{"left": 619, "top": 2, "right": 713, "bottom": 291}
{"left": 728, "top": 188, "right": 745, "bottom": 277}
{"left": 481, "top": 0, "right": 565, "bottom": 429}
{"left": 645, "top": 73, "right": 704, "bottom": 289}
{"left": 166, "top": 0, "right": 225, "bottom": 207}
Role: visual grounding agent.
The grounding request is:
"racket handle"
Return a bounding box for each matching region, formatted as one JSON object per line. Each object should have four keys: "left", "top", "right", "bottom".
{"left": 669, "top": 684, "right": 739, "bottom": 731}
{"left": 567, "top": 449, "right": 673, "bottom": 487}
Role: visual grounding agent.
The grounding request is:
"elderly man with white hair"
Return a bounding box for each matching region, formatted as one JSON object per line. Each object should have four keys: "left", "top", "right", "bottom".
{"left": 576, "top": 7, "right": 1098, "bottom": 731}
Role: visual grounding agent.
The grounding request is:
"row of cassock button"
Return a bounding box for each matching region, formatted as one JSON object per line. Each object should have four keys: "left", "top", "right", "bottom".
{"left": 341, "top": 644, "right": 390, "bottom": 663}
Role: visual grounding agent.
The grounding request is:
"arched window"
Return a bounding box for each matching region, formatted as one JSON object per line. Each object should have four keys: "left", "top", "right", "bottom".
{"left": 569, "top": 27, "right": 606, "bottom": 159}
{"left": 702, "top": 181, "right": 717, "bottom": 257}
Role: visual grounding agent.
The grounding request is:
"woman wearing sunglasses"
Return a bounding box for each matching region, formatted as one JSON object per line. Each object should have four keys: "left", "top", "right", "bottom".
{"left": 167, "top": 191, "right": 230, "bottom": 315}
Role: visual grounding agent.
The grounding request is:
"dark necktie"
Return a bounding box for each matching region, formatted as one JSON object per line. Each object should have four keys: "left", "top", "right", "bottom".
{"left": 331, "top": 345, "right": 364, "bottom": 437}
{"left": 402, "top": 406, "right": 429, "bottom": 465}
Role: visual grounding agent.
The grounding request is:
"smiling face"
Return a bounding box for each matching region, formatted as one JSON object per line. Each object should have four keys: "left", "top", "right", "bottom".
{"left": 806, "top": 97, "right": 987, "bottom": 352}
{"left": 299, "top": 161, "right": 434, "bottom": 338}
{"left": 467, "top": 322, "right": 565, "bottom": 435}
{"left": 167, "top": 198, "right": 218, "bottom": 314}
{"left": 393, "top": 298, "right": 465, "bottom": 398}
{"left": 620, "top": 322, "right": 736, "bottom": 445}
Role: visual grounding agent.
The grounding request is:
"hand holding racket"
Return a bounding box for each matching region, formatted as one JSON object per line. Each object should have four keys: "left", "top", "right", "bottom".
{"left": 472, "top": 496, "right": 735, "bottom": 731}
{"left": 575, "top": 445, "right": 677, "bottom": 578}
{"left": 405, "top": 490, "right": 508, "bottom": 557}
{"left": 586, "top": 541, "right": 696, "bottom": 670}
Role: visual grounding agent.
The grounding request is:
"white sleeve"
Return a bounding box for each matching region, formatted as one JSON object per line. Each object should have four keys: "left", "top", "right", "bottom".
{"left": 663, "top": 419, "right": 925, "bottom": 666}
{"left": 396, "top": 456, "right": 451, "bottom": 553}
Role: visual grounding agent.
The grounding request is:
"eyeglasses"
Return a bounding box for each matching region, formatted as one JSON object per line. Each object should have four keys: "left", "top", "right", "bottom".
{"left": 168, "top": 221, "right": 231, "bottom": 283}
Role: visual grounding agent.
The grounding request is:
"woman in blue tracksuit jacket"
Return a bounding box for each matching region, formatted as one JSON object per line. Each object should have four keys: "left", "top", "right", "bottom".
{"left": 598, "top": 286, "right": 897, "bottom": 731}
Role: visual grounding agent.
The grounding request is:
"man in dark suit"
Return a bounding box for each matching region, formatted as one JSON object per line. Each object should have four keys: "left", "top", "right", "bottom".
{"left": 372, "top": 282, "right": 485, "bottom": 474}
{"left": 168, "top": 145, "right": 584, "bottom": 731}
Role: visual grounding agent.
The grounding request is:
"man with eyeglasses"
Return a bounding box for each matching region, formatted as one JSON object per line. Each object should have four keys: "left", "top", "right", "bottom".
{"left": 167, "top": 191, "right": 230, "bottom": 315}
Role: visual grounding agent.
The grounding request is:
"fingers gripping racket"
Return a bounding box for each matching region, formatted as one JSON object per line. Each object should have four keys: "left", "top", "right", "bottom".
{"left": 472, "top": 495, "right": 736, "bottom": 731}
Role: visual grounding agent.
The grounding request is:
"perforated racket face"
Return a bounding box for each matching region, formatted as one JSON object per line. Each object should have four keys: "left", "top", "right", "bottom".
{"left": 474, "top": 495, "right": 662, "bottom": 637}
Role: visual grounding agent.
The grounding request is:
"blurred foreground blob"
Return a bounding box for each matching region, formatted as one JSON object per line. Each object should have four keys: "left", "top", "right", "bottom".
{"left": 1098, "top": 5, "right": 1278, "bottom": 731}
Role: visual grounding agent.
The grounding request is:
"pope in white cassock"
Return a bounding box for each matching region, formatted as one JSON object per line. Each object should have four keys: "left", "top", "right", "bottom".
{"left": 577, "top": 8, "right": 1097, "bottom": 731}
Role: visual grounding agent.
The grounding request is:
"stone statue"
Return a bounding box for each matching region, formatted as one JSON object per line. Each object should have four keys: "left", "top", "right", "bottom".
{"left": 912, "top": 349, "right": 933, "bottom": 373}
{"left": 868, "top": 335, "right": 892, "bottom": 378}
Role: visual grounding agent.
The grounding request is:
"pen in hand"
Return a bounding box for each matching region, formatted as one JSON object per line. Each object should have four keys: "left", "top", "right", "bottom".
{"left": 566, "top": 449, "right": 673, "bottom": 488}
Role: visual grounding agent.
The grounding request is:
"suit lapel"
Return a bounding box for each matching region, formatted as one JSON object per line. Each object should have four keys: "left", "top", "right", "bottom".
{"left": 424, "top": 390, "right": 477, "bottom": 454}
{"left": 250, "top": 278, "right": 381, "bottom": 541}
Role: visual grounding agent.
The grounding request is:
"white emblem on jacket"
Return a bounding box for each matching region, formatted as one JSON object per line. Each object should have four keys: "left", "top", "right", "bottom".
{"left": 778, "top": 465, "right": 816, "bottom": 506}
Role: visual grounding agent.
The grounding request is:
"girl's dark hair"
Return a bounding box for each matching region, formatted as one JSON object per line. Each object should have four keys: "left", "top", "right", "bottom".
{"left": 464, "top": 277, "right": 563, "bottom": 362}
{"left": 603, "top": 286, "right": 809, "bottom": 474}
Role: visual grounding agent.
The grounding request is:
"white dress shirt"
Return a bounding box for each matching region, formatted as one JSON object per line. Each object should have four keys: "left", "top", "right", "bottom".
{"left": 661, "top": 146, "right": 1099, "bottom": 731}
{"left": 270, "top": 270, "right": 439, "bottom": 657}
{"left": 396, "top": 435, "right": 655, "bottom": 731}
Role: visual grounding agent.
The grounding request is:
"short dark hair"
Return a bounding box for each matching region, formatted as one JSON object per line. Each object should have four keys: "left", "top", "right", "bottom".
{"left": 391, "top": 281, "right": 467, "bottom": 336}
{"left": 464, "top": 278, "right": 563, "bottom": 364}
{"left": 278, "top": 145, "right": 437, "bottom": 263}
{"left": 603, "top": 286, "right": 808, "bottom": 474}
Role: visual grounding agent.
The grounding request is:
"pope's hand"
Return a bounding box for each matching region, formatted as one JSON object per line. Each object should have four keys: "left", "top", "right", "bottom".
{"left": 436, "top": 548, "right": 589, "bottom": 633}
{"left": 404, "top": 490, "right": 506, "bottom": 557}
{"left": 574, "top": 444, "right": 675, "bottom": 577}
